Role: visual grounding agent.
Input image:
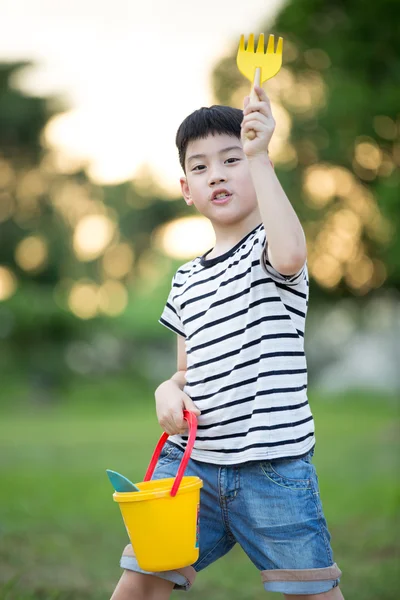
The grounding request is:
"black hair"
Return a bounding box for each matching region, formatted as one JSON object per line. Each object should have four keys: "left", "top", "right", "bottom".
{"left": 175, "top": 105, "right": 243, "bottom": 173}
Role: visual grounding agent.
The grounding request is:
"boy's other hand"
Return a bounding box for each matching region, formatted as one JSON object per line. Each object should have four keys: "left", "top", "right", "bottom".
{"left": 241, "top": 85, "right": 275, "bottom": 160}
{"left": 155, "top": 380, "right": 201, "bottom": 436}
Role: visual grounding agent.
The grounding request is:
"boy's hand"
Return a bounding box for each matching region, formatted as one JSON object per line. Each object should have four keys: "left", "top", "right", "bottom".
{"left": 241, "top": 85, "right": 275, "bottom": 160}
{"left": 155, "top": 380, "right": 201, "bottom": 436}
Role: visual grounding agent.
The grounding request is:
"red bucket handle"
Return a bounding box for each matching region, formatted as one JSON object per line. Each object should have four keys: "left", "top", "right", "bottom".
{"left": 143, "top": 410, "right": 197, "bottom": 497}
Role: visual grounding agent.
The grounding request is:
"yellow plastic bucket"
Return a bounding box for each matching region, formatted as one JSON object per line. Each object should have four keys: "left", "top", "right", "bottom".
{"left": 112, "top": 410, "right": 203, "bottom": 572}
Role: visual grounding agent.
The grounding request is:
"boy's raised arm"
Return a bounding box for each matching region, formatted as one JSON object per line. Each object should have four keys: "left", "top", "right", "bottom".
{"left": 241, "top": 85, "right": 307, "bottom": 276}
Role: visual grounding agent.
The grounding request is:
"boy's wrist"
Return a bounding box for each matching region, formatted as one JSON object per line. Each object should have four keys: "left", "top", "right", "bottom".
{"left": 246, "top": 151, "right": 273, "bottom": 168}
{"left": 169, "top": 370, "right": 186, "bottom": 390}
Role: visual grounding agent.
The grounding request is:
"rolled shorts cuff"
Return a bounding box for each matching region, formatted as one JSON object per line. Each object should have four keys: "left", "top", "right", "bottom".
{"left": 120, "top": 544, "right": 196, "bottom": 591}
{"left": 261, "top": 563, "right": 342, "bottom": 595}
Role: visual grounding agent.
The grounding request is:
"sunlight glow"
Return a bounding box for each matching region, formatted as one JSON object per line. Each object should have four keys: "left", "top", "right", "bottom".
{"left": 154, "top": 217, "right": 215, "bottom": 260}
{"left": 2, "top": 0, "right": 284, "bottom": 191}
{"left": 73, "top": 214, "right": 116, "bottom": 261}
{"left": 311, "top": 254, "right": 342, "bottom": 288}
{"left": 304, "top": 165, "right": 336, "bottom": 206}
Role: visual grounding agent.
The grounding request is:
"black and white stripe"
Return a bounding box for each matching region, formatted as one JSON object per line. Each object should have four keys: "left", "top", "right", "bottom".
{"left": 159, "top": 223, "right": 314, "bottom": 464}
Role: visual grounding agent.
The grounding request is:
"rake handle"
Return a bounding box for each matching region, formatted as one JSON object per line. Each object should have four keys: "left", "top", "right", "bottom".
{"left": 246, "top": 68, "right": 261, "bottom": 141}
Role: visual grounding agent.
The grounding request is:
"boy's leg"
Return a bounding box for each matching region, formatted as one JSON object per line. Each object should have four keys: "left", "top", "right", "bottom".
{"left": 226, "top": 447, "right": 343, "bottom": 596}
{"left": 284, "top": 586, "right": 344, "bottom": 599}
{"left": 110, "top": 570, "right": 174, "bottom": 600}
{"left": 110, "top": 442, "right": 235, "bottom": 596}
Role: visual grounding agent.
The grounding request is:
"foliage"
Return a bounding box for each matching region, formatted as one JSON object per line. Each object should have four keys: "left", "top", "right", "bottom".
{"left": 212, "top": 0, "right": 400, "bottom": 297}
{"left": 0, "top": 62, "right": 187, "bottom": 293}
{"left": 0, "top": 62, "right": 188, "bottom": 376}
{"left": 0, "top": 0, "right": 399, "bottom": 382}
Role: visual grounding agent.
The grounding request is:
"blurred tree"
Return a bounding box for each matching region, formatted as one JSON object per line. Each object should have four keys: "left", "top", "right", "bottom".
{"left": 0, "top": 62, "right": 186, "bottom": 392}
{"left": 212, "top": 0, "right": 400, "bottom": 298}
{"left": 0, "top": 62, "right": 185, "bottom": 314}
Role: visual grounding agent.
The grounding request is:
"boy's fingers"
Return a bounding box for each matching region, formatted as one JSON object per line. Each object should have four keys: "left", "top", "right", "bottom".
{"left": 254, "top": 85, "right": 270, "bottom": 102}
{"left": 244, "top": 101, "right": 269, "bottom": 116}
{"left": 252, "top": 86, "right": 272, "bottom": 112}
{"left": 242, "top": 113, "right": 270, "bottom": 128}
{"left": 244, "top": 102, "right": 273, "bottom": 120}
{"left": 242, "top": 120, "right": 263, "bottom": 134}
{"left": 172, "top": 410, "right": 185, "bottom": 430}
{"left": 183, "top": 397, "right": 201, "bottom": 415}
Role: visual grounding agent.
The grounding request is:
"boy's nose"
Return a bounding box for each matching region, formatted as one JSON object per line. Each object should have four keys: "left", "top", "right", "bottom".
{"left": 209, "top": 174, "right": 227, "bottom": 186}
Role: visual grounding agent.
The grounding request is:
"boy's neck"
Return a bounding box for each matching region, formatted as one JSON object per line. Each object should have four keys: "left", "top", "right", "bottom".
{"left": 207, "top": 211, "right": 262, "bottom": 259}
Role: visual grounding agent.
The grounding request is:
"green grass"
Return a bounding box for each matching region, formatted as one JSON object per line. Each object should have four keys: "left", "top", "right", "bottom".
{"left": 0, "top": 390, "right": 399, "bottom": 599}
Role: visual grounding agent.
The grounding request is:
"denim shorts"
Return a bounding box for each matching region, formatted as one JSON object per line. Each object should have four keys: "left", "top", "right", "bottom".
{"left": 120, "top": 442, "right": 342, "bottom": 595}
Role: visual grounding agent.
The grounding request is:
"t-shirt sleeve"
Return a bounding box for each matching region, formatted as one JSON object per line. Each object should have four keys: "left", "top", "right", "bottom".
{"left": 257, "top": 227, "right": 307, "bottom": 286}
{"left": 158, "top": 274, "right": 186, "bottom": 338}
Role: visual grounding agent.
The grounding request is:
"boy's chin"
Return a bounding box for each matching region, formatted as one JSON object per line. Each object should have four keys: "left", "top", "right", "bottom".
{"left": 208, "top": 211, "right": 250, "bottom": 227}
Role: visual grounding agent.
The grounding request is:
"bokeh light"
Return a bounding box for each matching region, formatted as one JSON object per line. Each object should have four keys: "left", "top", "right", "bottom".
{"left": 345, "top": 255, "right": 375, "bottom": 292}
{"left": 66, "top": 278, "right": 128, "bottom": 319}
{"left": 0, "top": 192, "right": 14, "bottom": 223}
{"left": 303, "top": 165, "right": 336, "bottom": 206}
{"left": 303, "top": 48, "right": 331, "bottom": 70}
{"left": 68, "top": 281, "right": 99, "bottom": 319}
{"left": 0, "top": 159, "right": 15, "bottom": 188}
{"left": 268, "top": 101, "right": 295, "bottom": 167}
{"left": 310, "top": 253, "right": 342, "bottom": 288}
{"left": 16, "top": 169, "right": 46, "bottom": 200}
{"left": 73, "top": 214, "right": 116, "bottom": 261}
{"left": 354, "top": 138, "right": 382, "bottom": 170}
{"left": 0, "top": 266, "right": 17, "bottom": 301}
{"left": 102, "top": 243, "right": 134, "bottom": 279}
{"left": 15, "top": 235, "right": 48, "bottom": 272}
{"left": 373, "top": 115, "right": 397, "bottom": 140}
{"left": 98, "top": 280, "right": 128, "bottom": 316}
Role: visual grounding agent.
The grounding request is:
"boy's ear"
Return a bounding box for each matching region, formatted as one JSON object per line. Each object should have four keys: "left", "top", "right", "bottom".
{"left": 180, "top": 177, "right": 194, "bottom": 206}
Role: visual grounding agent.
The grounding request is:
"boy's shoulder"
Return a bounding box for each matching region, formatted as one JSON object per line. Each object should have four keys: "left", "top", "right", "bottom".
{"left": 171, "top": 223, "right": 265, "bottom": 287}
{"left": 171, "top": 256, "right": 201, "bottom": 285}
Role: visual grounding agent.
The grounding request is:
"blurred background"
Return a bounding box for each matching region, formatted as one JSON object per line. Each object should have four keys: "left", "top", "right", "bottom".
{"left": 0, "top": 0, "right": 399, "bottom": 598}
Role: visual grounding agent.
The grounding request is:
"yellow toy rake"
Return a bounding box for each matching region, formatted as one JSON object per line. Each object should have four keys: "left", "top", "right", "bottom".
{"left": 236, "top": 33, "right": 284, "bottom": 139}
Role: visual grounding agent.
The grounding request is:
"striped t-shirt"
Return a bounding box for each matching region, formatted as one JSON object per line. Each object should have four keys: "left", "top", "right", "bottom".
{"left": 159, "top": 222, "right": 314, "bottom": 464}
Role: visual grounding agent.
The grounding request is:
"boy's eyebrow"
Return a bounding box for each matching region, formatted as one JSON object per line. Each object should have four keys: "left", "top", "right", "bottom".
{"left": 187, "top": 145, "right": 243, "bottom": 164}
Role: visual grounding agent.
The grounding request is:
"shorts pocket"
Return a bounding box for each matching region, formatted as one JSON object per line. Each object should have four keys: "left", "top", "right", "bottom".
{"left": 260, "top": 455, "right": 313, "bottom": 490}
{"left": 157, "top": 442, "right": 184, "bottom": 465}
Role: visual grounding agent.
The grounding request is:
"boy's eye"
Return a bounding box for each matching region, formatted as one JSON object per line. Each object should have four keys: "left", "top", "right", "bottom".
{"left": 191, "top": 158, "right": 240, "bottom": 172}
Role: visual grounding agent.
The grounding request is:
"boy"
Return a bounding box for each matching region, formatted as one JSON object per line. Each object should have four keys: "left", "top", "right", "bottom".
{"left": 111, "top": 86, "right": 344, "bottom": 599}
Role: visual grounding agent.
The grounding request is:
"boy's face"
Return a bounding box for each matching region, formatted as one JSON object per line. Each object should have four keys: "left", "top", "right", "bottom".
{"left": 180, "top": 133, "right": 259, "bottom": 225}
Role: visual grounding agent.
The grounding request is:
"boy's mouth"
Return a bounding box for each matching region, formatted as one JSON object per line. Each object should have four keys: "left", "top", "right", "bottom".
{"left": 211, "top": 189, "right": 232, "bottom": 204}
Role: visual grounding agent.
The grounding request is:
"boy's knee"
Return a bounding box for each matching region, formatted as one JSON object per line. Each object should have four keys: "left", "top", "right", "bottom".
{"left": 111, "top": 569, "right": 174, "bottom": 600}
